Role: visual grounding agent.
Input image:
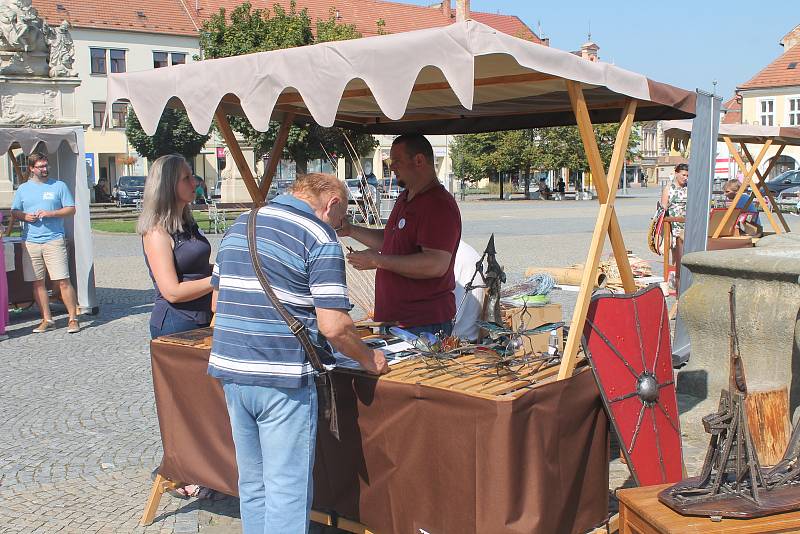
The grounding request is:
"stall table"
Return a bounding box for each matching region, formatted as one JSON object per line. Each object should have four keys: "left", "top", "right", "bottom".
{"left": 146, "top": 329, "right": 610, "bottom": 533}
{"left": 618, "top": 484, "right": 800, "bottom": 533}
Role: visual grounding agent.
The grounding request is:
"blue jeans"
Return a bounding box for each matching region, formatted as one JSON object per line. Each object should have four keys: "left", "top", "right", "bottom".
{"left": 223, "top": 382, "right": 318, "bottom": 534}
{"left": 393, "top": 321, "right": 453, "bottom": 337}
{"left": 149, "top": 307, "right": 208, "bottom": 339}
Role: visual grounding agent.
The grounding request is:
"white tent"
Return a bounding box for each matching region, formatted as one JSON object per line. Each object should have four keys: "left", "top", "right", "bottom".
{"left": 1, "top": 126, "right": 97, "bottom": 314}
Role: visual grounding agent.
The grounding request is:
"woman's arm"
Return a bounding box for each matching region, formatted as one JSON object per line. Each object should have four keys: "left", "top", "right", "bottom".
{"left": 143, "top": 228, "right": 212, "bottom": 303}
{"left": 660, "top": 185, "right": 669, "bottom": 208}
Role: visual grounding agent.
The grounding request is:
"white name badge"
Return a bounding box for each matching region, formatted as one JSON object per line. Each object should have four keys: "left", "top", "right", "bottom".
{"left": 43, "top": 192, "right": 55, "bottom": 200}
{"left": 398, "top": 218, "right": 406, "bottom": 229}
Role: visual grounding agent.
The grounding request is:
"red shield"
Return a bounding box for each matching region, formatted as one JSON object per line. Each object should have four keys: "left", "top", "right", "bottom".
{"left": 582, "top": 284, "right": 682, "bottom": 486}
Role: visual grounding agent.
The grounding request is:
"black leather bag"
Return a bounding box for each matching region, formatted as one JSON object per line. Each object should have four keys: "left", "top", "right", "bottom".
{"left": 246, "top": 206, "right": 339, "bottom": 439}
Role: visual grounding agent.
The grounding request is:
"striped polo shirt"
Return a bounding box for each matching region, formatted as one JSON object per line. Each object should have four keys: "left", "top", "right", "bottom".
{"left": 208, "top": 194, "right": 351, "bottom": 388}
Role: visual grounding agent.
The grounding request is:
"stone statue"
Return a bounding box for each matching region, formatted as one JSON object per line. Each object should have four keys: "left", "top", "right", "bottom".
{"left": 0, "top": 0, "right": 76, "bottom": 77}
{"left": 0, "top": 0, "right": 48, "bottom": 53}
{"left": 47, "top": 20, "right": 75, "bottom": 77}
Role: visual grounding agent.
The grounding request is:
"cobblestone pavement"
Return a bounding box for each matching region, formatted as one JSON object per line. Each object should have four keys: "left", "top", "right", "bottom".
{"left": 2, "top": 190, "right": 785, "bottom": 533}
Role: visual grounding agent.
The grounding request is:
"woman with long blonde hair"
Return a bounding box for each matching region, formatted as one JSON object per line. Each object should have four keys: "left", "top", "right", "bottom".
{"left": 139, "top": 154, "right": 213, "bottom": 339}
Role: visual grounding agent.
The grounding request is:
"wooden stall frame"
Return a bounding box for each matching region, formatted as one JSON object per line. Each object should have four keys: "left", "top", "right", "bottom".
{"left": 140, "top": 90, "right": 640, "bottom": 526}
{"left": 712, "top": 137, "right": 787, "bottom": 238}
{"left": 557, "top": 84, "right": 637, "bottom": 379}
{"left": 118, "top": 22, "right": 699, "bottom": 527}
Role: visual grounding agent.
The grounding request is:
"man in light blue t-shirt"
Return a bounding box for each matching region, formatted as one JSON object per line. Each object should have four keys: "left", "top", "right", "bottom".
{"left": 10, "top": 152, "right": 81, "bottom": 333}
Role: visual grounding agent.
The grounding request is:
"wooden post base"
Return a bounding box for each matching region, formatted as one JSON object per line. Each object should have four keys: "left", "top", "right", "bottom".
{"left": 140, "top": 473, "right": 183, "bottom": 526}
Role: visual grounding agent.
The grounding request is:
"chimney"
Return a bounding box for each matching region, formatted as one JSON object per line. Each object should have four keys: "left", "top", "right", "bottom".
{"left": 455, "top": 0, "right": 470, "bottom": 23}
{"left": 541, "top": 37, "right": 550, "bottom": 47}
{"left": 781, "top": 25, "right": 800, "bottom": 52}
{"left": 441, "top": 0, "right": 451, "bottom": 20}
{"left": 580, "top": 41, "right": 599, "bottom": 62}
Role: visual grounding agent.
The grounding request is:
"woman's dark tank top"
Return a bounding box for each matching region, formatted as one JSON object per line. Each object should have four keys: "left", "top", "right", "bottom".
{"left": 145, "top": 223, "right": 212, "bottom": 328}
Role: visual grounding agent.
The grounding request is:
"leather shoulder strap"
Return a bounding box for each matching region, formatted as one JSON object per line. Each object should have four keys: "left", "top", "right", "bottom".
{"left": 246, "top": 206, "right": 326, "bottom": 372}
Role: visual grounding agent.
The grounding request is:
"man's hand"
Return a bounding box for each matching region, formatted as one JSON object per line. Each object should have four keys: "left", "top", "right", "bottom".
{"left": 361, "top": 349, "right": 390, "bottom": 375}
{"left": 347, "top": 249, "right": 381, "bottom": 270}
{"left": 34, "top": 210, "right": 50, "bottom": 219}
{"left": 23, "top": 213, "right": 38, "bottom": 222}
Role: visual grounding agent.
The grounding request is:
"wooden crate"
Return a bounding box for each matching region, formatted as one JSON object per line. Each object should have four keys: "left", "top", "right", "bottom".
{"left": 501, "top": 303, "right": 563, "bottom": 355}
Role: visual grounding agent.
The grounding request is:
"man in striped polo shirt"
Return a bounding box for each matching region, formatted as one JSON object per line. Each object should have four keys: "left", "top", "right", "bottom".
{"left": 209, "top": 173, "right": 389, "bottom": 533}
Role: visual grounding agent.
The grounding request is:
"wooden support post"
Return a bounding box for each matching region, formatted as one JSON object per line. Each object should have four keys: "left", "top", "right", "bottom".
{"left": 259, "top": 112, "right": 295, "bottom": 197}
{"left": 566, "top": 81, "right": 636, "bottom": 293}
{"left": 745, "top": 385, "right": 791, "bottom": 466}
{"left": 214, "top": 108, "right": 263, "bottom": 204}
{"left": 741, "top": 143, "right": 790, "bottom": 232}
{"left": 558, "top": 88, "right": 637, "bottom": 380}
{"left": 140, "top": 473, "right": 182, "bottom": 526}
{"left": 714, "top": 138, "right": 779, "bottom": 237}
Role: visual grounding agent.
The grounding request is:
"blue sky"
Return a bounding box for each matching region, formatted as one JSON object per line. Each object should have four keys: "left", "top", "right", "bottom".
{"left": 406, "top": 0, "right": 797, "bottom": 100}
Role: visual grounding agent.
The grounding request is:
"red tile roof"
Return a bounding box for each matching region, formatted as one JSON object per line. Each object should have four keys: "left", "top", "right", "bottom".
{"left": 34, "top": 0, "right": 199, "bottom": 37}
{"left": 721, "top": 96, "right": 741, "bottom": 124}
{"left": 33, "top": 0, "right": 539, "bottom": 42}
{"left": 739, "top": 44, "right": 800, "bottom": 90}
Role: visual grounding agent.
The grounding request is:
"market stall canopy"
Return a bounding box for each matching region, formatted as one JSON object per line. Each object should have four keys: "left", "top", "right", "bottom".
{"left": 0, "top": 127, "right": 80, "bottom": 155}
{"left": 106, "top": 20, "right": 695, "bottom": 136}
{"left": 663, "top": 120, "right": 800, "bottom": 150}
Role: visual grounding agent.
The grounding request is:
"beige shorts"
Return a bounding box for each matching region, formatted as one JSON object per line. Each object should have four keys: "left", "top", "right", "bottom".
{"left": 22, "top": 238, "right": 70, "bottom": 282}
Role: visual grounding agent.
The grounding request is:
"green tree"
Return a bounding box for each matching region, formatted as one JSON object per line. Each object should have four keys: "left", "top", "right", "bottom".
{"left": 125, "top": 107, "right": 210, "bottom": 163}
{"left": 451, "top": 124, "right": 641, "bottom": 190}
{"left": 199, "top": 1, "right": 376, "bottom": 174}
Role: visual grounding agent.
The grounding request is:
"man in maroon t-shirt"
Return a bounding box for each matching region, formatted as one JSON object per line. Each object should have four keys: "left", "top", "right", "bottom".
{"left": 338, "top": 134, "right": 461, "bottom": 335}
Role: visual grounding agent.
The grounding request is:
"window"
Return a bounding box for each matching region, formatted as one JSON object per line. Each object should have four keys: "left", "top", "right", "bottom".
{"left": 90, "top": 48, "right": 106, "bottom": 74}
{"left": 111, "top": 103, "right": 128, "bottom": 128}
{"left": 154, "top": 51, "right": 187, "bottom": 68}
{"left": 760, "top": 99, "right": 775, "bottom": 126}
{"left": 92, "top": 102, "right": 106, "bottom": 128}
{"left": 788, "top": 97, "right": 800, "bottom": 127}
{"left": 109, "top": 49, "right": 126, "bottom": 73}
{"left": 153, "top": 51, "right": 169, "bottom": 68}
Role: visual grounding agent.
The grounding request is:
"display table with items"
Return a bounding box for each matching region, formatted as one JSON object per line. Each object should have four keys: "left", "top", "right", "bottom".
{"left": 143, "top": 327, "right": 610, "bottom": 534}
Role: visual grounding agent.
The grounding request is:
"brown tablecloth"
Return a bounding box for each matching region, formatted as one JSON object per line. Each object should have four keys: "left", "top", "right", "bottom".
{"left": 151, "top": 338, "right": 609, "bottom": 534}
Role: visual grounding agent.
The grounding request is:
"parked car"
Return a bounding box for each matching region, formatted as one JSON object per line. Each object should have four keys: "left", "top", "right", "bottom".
{"left": 777, "top": 185, "right": 800, "bottom": 210}
{"left": 114, "top": 175, "right": 146, "bottom": 207}
{"left": 766, "top": 169, "right": 800, "bottom": 195}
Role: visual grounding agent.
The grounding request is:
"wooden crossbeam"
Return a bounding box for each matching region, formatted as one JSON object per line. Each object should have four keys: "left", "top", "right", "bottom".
{"left": 558, "top": 85, "right": 637, "bottom": 380}
{"left": 713, "top": 138, "right": 779, "bottom": 237}
{"left": 566, "top": 81, "right": 636, "bottom": 293}
{"left": 740, "top": 143, "right": 790, "bottom": 231}
{"left": 259, "top": 112, "right": 294, "bottom": 197}
{"left": 214, "top": 108, "right": 263, "bottom": 204}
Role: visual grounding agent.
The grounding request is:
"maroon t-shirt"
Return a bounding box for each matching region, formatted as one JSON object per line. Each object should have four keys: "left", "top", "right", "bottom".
{"left": 374, "top": 184, "right": 461, "bottom": 327}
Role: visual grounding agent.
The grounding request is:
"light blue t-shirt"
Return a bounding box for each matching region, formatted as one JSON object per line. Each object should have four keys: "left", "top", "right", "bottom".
{"left": 11, "top": 179, "right": 75, "bottom": 243}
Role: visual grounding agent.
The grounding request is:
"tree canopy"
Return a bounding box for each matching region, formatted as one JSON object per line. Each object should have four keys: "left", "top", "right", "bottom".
{"left": 450, "top": 125, "right": 641, "bottom": 186}
{"left": 125, "top": 108, "right": 210, "bottom": 163}
{"left": 198, "top": 1, "right": 378, "bottom": 173}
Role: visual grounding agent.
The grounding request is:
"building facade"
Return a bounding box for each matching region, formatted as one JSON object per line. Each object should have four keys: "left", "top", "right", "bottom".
{"left": 0, "top": 0, "right": 539, "bottom": 204}
{"left": 731, "top": 24, "right": 800, "bottom": 178}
